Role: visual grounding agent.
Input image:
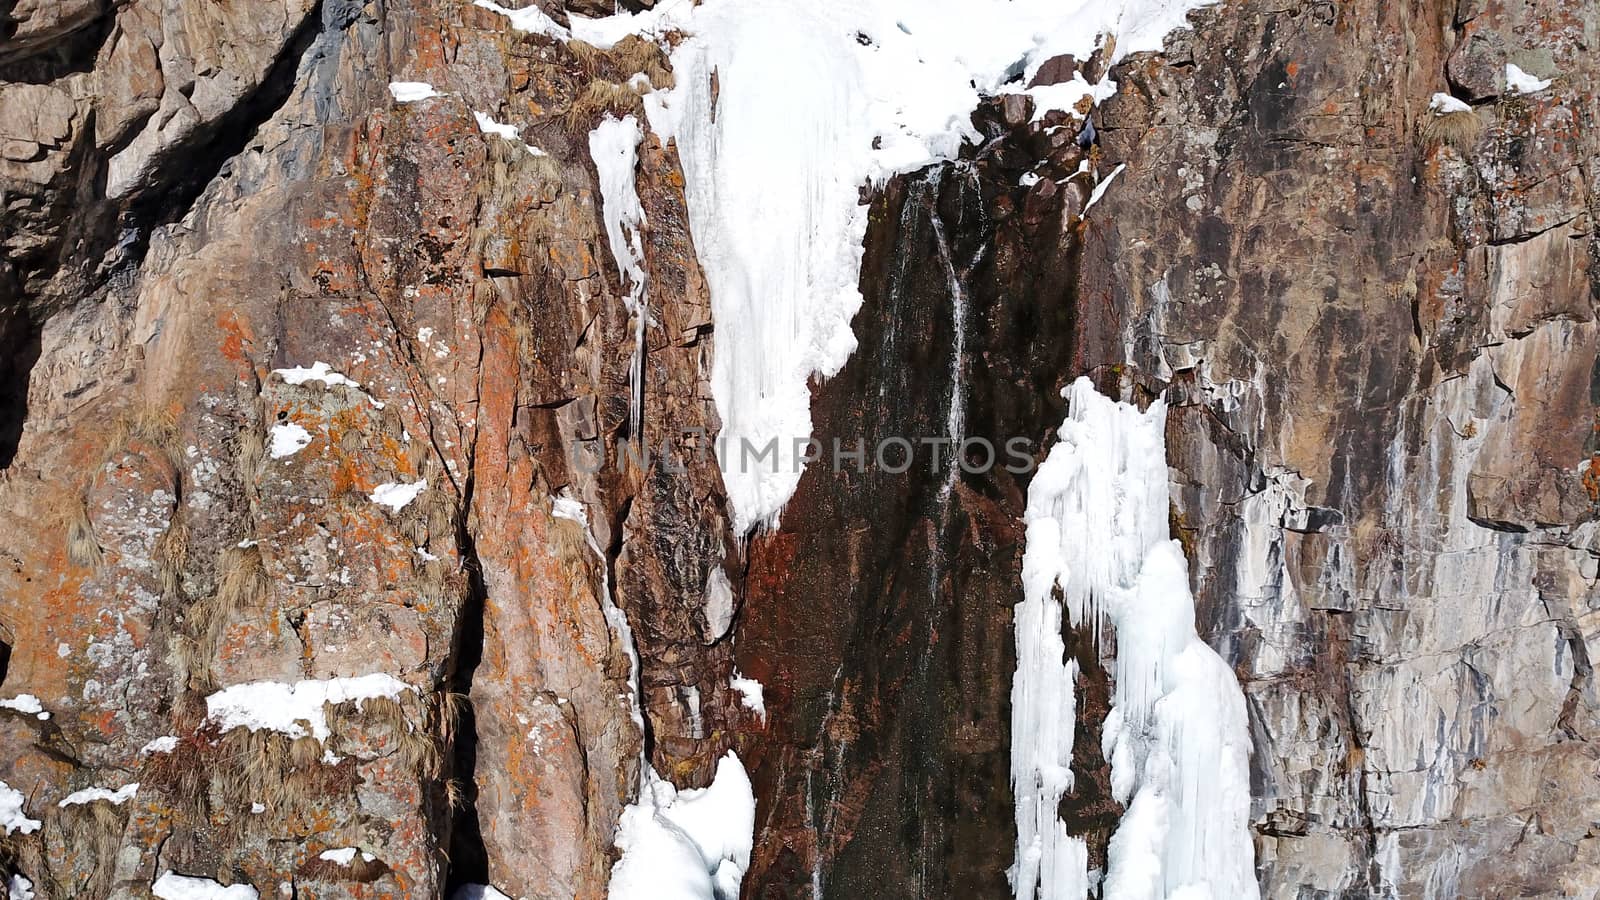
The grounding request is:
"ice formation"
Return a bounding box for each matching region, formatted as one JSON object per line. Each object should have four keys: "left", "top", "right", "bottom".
{"left": 588, "top": 115, "right": 650, "bottom": 438}
{"left": 1012, "top": 378, "right": 1257, "bottom": 899}
{"left": 607, "top": 751, "right": 757, "bottom": 900}
{"left": 565, "top": 0, "right": 1213, "bottom": 532}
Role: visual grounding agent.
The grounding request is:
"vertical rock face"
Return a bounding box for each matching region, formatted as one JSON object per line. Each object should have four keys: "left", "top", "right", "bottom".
{"left": 0, "top": 1, "right": 1595, "bottom": 900}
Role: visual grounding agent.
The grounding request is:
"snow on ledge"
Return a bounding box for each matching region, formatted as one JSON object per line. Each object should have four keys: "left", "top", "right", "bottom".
{"left": 471, "top": 0, "right": 570, "bottom": 40}
{"left": 0, "top": 694, "right": 49, "bottom": 720}
{"left": 318, "top": 847, "right": 378, "bottom": 865}
{"left": 59, "top": 783, "right": 139, "bottom": 808}
{"left": 1505, "top": 63, "right": 1551, "bottom": 94}
{"left": 272, "top": 361, "right": 361, "bottom": 390}
{"left": 204, "top": 674, "right": 415, "bottom": 741}
{"left": 389, "top": 81, "right": 442, "bottom": 102}
{"left": 1429, "top": 92, "right": 1472, "bottom": 115}
{"left": 551, "top": 491, "right": 588, "bottom": 526}
{"left": 152, "top": 872, "right": 258, "bottom": 900}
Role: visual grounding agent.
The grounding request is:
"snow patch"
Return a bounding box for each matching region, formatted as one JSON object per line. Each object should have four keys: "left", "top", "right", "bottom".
{"left": 151, "top": 872, "right": 258, "bottom": 900}
{"left": 204, "top": 674, "right": 414, "bottom": 741}
{"left": 268, "top": 423, "right": 313, "bottom": 459}
{"left": 552, "top": 491, "right": 588, "bottom": 525}
{"left": 389, "top": 81, "right": 442, "bottom": 102}
{"left": 272, "top": 361, "right": 360, "bottom": 390}
{"left": 1003, "top": 74, "right": 1116, "bottom": 124}
{"left": 0, "top": 694, "right": 49, "bottom": 720}
{"left": 140, "top": 735, "right": 178, "bottom": 755}
{"left": 59, "top": 783, "right": 138, "bottom": 807}
{"left": 474, "top": 110, "right": 520, "bottom": 141}
{"left": 608, "top": 751, "right": 757, "bottom": 900}
{"left": 729, "top": 673, "right": 765, "bottom": 722}
{"left": 1505, "top": 63, "right": 1551, "bottom": 94}
{"left": 470, "top": 0, "right": 570, "bottom": 39}
{"left": 1429, "top": 92, "right": 1472, "bottom": 115}
{"left": 8, "top": 875, "right": 33, "bottom": 900}
{"left": 370, "top": 480, "right": 427, "bottom": 512}
{"left": 318, "top": 847, "right": 376, "bottom": 865}
{"left": 0, "top": 782, "right": 39, "bottom": 836}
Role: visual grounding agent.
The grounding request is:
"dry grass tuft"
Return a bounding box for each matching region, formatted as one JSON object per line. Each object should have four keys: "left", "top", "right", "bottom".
{"left": 104, "top": 404, "right": 183, "bottom": 470}
{"left": 65, "top": 500, "right": 103, "bottom": 569}
{"left": 185, "top": 544, "right": 268, "bottom": 684}
{"left": 397, "top": 728, "right": 442, "bottom": 779}
{"left": 361, "top": 695, "right": 409, "bottom": 734}
{"left": 88, "top": 798, "right": 123, "bottom": 833}
{"left": 610, "top": 35, "right": 674, "bottom": 89}
{"left": 141, "top": 726, "right": 217, "bottom": 818}
{"left": 418, "top": 564, "right": 467, "bottom": 612}
{"left": 405, "top": 431, "right": 433, "bottom": 472}
{"left": 236, "top": 426, "right": 265, "bottom": 487}
{"left": 410, "top": 487, "right": 457, "bottom": 546}
{"left": 444, "top": 778, "right": 467, "bottom": 811}
{"left": 1422, "top": 108, "right": 1484, "bottom": 151}
{"left": 157, "top": 511, "right": 190, "bottom": 601}
{"left": 215, "top": 545, "right": 269, "bottom": 612}
{"left": 564, "top": 80, "right": 643, "bottom": 132}
{"left": 566, "top": 38, "right": 604, "bottom": 74}
{"left": 290, "top": 735, "right": 324, "bottom": 771}
{"left": 430, "top": 691, "right": 472, "bottom": 750}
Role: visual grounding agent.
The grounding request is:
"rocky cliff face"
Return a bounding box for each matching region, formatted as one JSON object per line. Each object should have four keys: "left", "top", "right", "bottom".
{"left": 0, "top": 0, "right": 1594, "bottom": 898}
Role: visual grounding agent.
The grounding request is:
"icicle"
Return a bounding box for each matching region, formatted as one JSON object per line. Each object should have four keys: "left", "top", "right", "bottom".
{"left": 926, "top": 177, "right": 968, "bottom": 500}
{"left": 1012, "top": 377, "right": 1258, "bottom": 900}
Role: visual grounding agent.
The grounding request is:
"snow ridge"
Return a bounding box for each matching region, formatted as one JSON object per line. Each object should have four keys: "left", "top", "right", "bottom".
{"left": 1014, "top": 378, "right": 1257, "bottom": 900}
